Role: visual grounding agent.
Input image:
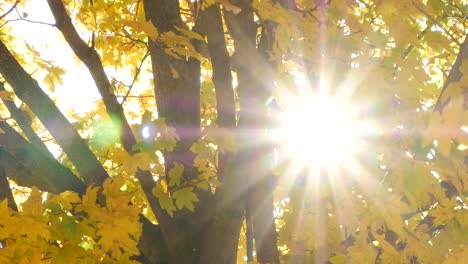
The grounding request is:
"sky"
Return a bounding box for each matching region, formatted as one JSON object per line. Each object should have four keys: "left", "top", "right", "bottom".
{"left": 5, "top": 0, "right": 100, "bottom": 113}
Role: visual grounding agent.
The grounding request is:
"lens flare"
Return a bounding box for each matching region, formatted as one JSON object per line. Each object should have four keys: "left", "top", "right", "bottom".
{"left": 279, "top": 94, "right": 361, "bottom": 168}
{"left": 273, "top": 81, "right": 375, "bottom": 176}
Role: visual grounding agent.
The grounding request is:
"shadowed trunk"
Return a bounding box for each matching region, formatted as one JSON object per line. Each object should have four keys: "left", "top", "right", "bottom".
{"left": 0, "top": 151, "right": 18, "bottom": 211}
{"left": 224, "top": 0, "right": 280, "bottom": 262}
{"left": 143, "top": 0, "right": 203, "bottom": 262}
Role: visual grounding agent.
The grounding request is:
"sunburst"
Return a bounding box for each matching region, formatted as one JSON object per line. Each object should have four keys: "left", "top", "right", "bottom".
{"left": 272, "top": 72, "right": 376, "bottom": 179}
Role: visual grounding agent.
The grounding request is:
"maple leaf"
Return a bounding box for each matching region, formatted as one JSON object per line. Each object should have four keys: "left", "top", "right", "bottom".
{"left": 116, "top": 151, "right": 154, "bottom": 175}
{"left": 347, "top": 242, "right": 378, "bottom": 263}
{"left": 168, "top": 162, "right": 184, "bottom": 187}
{"left": 124, "top": 19, "right": 159, "bottom": 41}
{"left": 152, "top": 183, "right": 176, "bottom": 217}
{"left": 173, "top": 187, "right": 199, "bottom": 212}
{"left": 0, "top": 199, "right": 13, "bottom": 238}
{"left": 43, "top": 65, "right": 65, "bottom": 92}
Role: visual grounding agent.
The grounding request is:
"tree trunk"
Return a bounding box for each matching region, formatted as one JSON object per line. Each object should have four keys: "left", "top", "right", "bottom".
{"left": 224, "top": 0, "right": 280, "bottom": 262}
{"left": 143, "top": 0, "right": 203, "bottom": 262}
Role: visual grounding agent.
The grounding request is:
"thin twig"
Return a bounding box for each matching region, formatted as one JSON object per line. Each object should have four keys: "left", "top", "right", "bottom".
{"left": 0, "top": 0, "right": 20, "bottom": 20}
{"left": 7, "top": 18, "right": 55, "bottom": 27}
{"left": 402, "top": 24, "right": 431, "bottom": 59}
{"left": 413, "top": 1, "right": 462, "bottom": 46}
{"left": 121, "top": 50, "right": 151, "bottom": 104}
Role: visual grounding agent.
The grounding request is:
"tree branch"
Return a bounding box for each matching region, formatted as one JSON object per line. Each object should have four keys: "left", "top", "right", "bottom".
{"left": 0, "top": 82, "right": 52, "bottom": 157}
{"left": 413, "top": 1, "right": 462, "bottom": 46}
{"left": 0, "top": 0, "right": 20, "bottom": 20}
{"left": 435, "top": 34, "right": 468, "bottom": 113}
{"left": 0, "top": 40, "right": 109, "bottom": 187}
{"left": 0, "top": 150, "right": 18, "bottom": 211}
{"left": 202, "top": 4, "right": 236, "bottom": 128}
{"left": 46, "top": 0, "right": 137, "bottom": 153}
{"left": 121, "top": 51, "right": 151, "bottom": 104}
{"left": 224, "top": 0, "right": 279, "bottom": 262}
{"left": 0, "top": 122, "right": 86, "bottom": 194}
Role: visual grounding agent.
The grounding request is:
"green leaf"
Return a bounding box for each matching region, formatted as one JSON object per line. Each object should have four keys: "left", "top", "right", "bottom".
{"left": 168, "top": 162, "right": 184, "bottom": 187}
{"left": 172, "top": 187, "right": 199, "bottom": 211}
{"left": 152, "top": 184, "right": 176, "bottom": 217}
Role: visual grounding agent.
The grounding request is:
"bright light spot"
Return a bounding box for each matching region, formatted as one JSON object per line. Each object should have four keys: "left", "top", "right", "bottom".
{"left": 461, "top": 126, "right": 468, "bottom": 133}
{"left": 142, "top": 126, "right": 150, "bottom": 139}
{"left": 426, "top": 149, "right": 436, "bottom": 160}
{"left": 457, "top": 144, "right": 468, "bottom": 151}
{"left": 430, "top": 170, "right": 440, "bottom": 179}
{"left": 276, "top": 92, "right": 370, "bottom": 171}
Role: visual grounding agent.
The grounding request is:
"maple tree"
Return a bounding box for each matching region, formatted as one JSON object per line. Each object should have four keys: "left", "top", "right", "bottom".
{"left": 0, "top": 0, "right": 467, "bottom": 263}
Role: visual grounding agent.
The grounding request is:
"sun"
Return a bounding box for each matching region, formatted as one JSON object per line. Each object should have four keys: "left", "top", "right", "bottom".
{"left": 273, "top": 82, "right": 372, "bottom": 175}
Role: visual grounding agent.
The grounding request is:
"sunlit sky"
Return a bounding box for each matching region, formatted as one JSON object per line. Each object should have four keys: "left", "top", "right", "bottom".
{"left": 6, "top": 0, "right": 103, "bottom": 113}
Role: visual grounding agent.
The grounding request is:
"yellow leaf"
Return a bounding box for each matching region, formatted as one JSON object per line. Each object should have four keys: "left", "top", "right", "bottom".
{"left": 376, "top": 234, "right": 406, "bottom": 264}
{"left": 168, "top": 162, "right": 184, "bottom": 187}
{"left": 43, "top": 65, "right": 65, "bottom": 92}
{"left": 443, "top": 246, "right": 468, "bottom": 264}
{"left": 21, "top": 187, "right": 44, "bottom": 216}
{"left": 201, "top": 0, "right": 217, "bottom": 10}
{"left": 172, "top": 187, "right": 198, "bottom": 211}
{"left": 80, "top": 185, "right": 99, "bottom": 211}
{"left": 124, "top": 20, "right": 159, "bottom": 41}
{"left": 430, "top": 199, "right": 458, "bottom": 226}
{"left": 152, "top": 183, "right": 176, "bottom": 216}
{"left": 49, "top": 191, "right": 81, "bottom": 211}
{"left": 119, "top": 151, "right": 154, "bottom": 175}
{"left": 438, "top": 138, "right": 452, "bottom": 157}
{"left": 220, "top": 0, "right": 242, "bottom": 14}
{"left": 175, "top": 26, "right": 205, "bottom": 41}
{"left": 348, "top": 243, "right": 378, "bottom": 264}
{"left": 329, "top": 254, "right": 346, "bottom": 264}
{"left": 0, "top": 90, "right": 14, "bottom": 101}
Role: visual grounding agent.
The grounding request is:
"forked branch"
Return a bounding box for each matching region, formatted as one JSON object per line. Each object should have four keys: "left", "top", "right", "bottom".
{"left": 47, "top": 0, "right": 137, "bottom": 153}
